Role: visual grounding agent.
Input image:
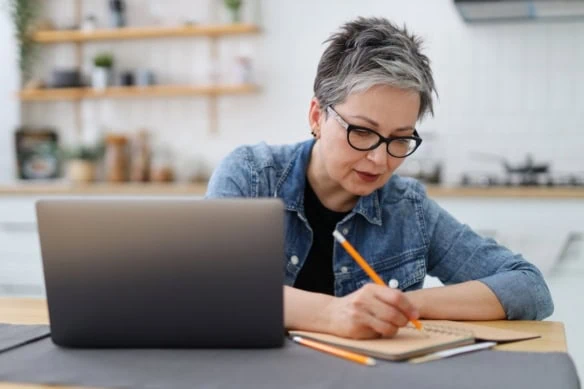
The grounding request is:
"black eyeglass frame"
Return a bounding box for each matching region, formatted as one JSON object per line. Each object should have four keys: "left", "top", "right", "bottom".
{"left": 326, "top": 106, "right": 423, "bottom": 158}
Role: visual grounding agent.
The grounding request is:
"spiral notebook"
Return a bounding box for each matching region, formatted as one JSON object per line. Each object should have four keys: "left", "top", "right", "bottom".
{"left": 289, "top": 320, "right": 539, "bottom": 361}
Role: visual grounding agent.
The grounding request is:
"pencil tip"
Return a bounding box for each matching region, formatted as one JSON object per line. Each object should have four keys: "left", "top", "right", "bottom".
{"left": 366, "top": 358, "right": 377, "bottom": 366}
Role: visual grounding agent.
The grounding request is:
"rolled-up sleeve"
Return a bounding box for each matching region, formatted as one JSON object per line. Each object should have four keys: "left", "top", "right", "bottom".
{"left": 423, "top": 196, "right": 554, "bottom": 320}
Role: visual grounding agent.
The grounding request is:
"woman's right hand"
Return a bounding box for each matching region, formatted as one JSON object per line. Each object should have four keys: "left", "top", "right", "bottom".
{"left": 321, "top": 283, "right": 420, "bottom": 339}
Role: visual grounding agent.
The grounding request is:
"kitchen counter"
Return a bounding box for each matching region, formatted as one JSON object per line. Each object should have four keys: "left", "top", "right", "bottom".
{"left": 425, "top": 185, "right": 584, "bottom": 199}
{"left": 1, "top": 182, "right": 584, "bottom": 198}
{"left": 0, "top": 182, "right": 209, "bottom": 196}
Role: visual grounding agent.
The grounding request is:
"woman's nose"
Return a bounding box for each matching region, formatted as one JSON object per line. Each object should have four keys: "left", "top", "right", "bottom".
{"left": 366, "top": 144, "right": 388, "bottom": 165}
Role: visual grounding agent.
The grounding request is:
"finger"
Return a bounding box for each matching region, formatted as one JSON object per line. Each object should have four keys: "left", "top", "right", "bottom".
{"left": 368, "top": 301, "right": 410, "bottom": 328}
{"left": 355, "top": 284, "right": 413, "bottom": 326}
{"left": 340, "top": 305, "right": 382, "bottom": 340}
{"left": 363, "top": 313, "right": 399, "bottom": 338}
{"left": 373, "top": 285, "right": 420, "bottom": 319}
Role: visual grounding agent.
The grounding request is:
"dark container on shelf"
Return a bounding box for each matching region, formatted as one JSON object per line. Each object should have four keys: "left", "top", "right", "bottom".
{"left": 51, "top": 69, "right": 82, "bottom": 88}
{"left": 109, "top": 0, "right": 126, "bottom": 28}
{"left": 120, "top": 71, "right": 135, "bottom": 86}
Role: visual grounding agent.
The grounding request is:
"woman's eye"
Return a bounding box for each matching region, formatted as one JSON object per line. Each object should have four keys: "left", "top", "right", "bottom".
{"left": 353, "top": 128, "right": 372, "bottom": 137}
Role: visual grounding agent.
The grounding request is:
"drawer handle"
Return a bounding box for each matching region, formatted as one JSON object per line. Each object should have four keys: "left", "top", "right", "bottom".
{"left": 0, "top": 222, "right": 38, "bottom": 233}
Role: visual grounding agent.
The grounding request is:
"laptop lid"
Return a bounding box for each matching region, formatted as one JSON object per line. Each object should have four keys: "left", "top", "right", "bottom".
{"left": 36, "top": 198, "right": 284, "bottom": 348}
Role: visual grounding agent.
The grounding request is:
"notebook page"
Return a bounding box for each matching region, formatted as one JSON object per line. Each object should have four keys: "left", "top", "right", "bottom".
{"left": 420, "top": 320, "right": 540, "bottom": 342}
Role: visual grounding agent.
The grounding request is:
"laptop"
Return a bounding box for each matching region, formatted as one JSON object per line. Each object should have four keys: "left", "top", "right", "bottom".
{"left": 35, "top": 198, "right": 285, "bottom": 348}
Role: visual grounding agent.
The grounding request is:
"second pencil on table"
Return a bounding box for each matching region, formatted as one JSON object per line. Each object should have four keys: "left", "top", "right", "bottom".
{"left": 291, "top": 336, "right": 376, "bottom": 366}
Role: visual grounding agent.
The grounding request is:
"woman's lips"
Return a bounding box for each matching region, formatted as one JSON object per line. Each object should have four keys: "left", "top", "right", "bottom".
{"left": 356, "top": 171, "right": 381, "bottom": 183}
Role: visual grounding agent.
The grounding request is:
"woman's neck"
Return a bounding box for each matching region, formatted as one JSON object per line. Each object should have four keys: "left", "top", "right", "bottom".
{"left": 306, "top": 142, "right": 359, "bottom": 213}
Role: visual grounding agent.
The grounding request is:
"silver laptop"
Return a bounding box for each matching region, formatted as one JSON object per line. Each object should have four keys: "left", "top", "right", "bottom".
{"left": 36, "top": 198, "right": 284, "bottom": 348}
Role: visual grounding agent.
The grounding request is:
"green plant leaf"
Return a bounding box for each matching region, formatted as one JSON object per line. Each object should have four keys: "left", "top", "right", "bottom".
{"left": 60, "top": 142, "right": 105, "bottom": 161}
{"left": 224, "top": 0, "right": 242, "bottom": 11}
{"left": 93, "top": 52, "right": 114, "bottom": 68}
{"left": 6, "top": 0, "right": 41, "bottom": 84}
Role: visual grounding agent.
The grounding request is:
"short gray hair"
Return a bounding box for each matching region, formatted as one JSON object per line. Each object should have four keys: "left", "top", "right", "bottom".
{"left": 314, "top": 17, "right": 436, "bottom": 120}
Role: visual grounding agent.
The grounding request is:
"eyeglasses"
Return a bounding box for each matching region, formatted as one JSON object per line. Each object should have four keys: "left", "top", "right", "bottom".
{"left": 326, "top": 106, "right": 422, "bottom": 158}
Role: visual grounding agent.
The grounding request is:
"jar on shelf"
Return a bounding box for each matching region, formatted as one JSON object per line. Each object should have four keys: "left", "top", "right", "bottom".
{"left": 233, "top": 56, "right": 253, "bottom": 84}
{"left": 104, "top": 134, "right": 129, "bottom": 182}
{"left": 130, "top": 130, "right": 151, "bottom": 182}
{"left": 81, "top": 15, "right": 97, "bottom": 31}
{"left": 151, "top": 145, "right": 175, "bottom": 183}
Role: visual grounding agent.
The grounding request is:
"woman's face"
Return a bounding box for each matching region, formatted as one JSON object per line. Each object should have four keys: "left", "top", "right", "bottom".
{"left": 310, "top": 85, "right": 421, "bottom": 197}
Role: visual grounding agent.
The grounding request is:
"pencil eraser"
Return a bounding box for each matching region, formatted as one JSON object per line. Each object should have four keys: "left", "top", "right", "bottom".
{"left": 332, "top": 230, "right": 345, "bottom": 243}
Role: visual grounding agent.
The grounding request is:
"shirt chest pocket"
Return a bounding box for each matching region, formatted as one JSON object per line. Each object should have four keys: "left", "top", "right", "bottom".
{"left": 352, "top": 249, "right": 426, "bottom": 292}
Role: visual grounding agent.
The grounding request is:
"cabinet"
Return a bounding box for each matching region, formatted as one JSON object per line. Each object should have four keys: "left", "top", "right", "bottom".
{"left": 0, "top": 198, "right": 44, "bottom": 296}
{"left": 433, "top": 197, "right": 584, "bottom": 275}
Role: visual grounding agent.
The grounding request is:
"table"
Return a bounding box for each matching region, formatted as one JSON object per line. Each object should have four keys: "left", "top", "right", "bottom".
{"left": 0, "top": 298, "right": 576, "bottom": 389}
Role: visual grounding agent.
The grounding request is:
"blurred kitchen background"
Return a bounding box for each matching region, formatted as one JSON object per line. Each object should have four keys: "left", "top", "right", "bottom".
{"left": 1, "top": 0, "right": 583, "bottom": 377}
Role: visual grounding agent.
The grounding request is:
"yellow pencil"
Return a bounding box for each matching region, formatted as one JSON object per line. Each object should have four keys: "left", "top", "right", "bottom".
{"left": 332, "top": 230, "right": 423, "bottom": 331}
{"left": 291, "top": 336, "right": 376, "bottom": 366}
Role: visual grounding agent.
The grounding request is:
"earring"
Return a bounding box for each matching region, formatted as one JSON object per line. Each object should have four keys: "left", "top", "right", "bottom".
{"left": 311, "top": 127, "right": 318, "bottom": 138}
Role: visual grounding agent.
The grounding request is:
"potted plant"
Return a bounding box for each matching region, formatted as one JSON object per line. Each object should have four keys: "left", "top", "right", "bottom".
{"left": 224, "top": 0, "right": 242, "bottom": 23}
{"left": 61, "top": 143, "right": 104, "bottom": 183}
{"left": 92, "top": 52, "right": 114, "bottom": 90}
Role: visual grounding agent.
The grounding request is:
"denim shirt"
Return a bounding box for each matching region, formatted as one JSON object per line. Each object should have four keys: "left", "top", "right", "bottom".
{"left": 206, "top": 139, "right": 554, "bottom": 320}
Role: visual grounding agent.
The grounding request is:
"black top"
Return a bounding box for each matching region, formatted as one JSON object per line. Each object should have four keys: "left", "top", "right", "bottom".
{"left": 293, "top": 179, "right": 350, "bottom": 296}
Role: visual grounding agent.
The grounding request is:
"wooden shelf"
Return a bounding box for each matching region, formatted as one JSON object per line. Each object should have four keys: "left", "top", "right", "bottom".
{"left": 32, "top": 23, "right": 260, "bottom": 43}
{"left": 24, "top": 10, "right": 262, "bottom": 133}
{"left": 18, "top": 84, "right": 259, "bottom": 101}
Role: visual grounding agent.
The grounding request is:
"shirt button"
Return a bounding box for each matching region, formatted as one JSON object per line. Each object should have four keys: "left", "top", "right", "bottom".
{"left": 388, "top": 279, "right": 399, "bottom": 289}
{"left": 290, "top": 255, "right": 299, "bottom": 265}
{"left": 341, "top": 266, "right": 348, "bottom": 273}
{"left": 342, "top": 228, "right": 349, "bottom": 235}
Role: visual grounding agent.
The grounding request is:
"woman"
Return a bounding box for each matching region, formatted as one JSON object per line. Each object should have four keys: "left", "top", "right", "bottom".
{"left": 206, "top": 17, "right": 554, "bottom": 339}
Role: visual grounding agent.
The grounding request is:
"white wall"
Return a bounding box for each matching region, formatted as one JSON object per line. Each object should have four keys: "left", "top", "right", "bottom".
{"left": 0, "top": 8, "right": 19, "bottom": 183}
{"left": 8, "top": 0, "right": 584, "bottom": 183}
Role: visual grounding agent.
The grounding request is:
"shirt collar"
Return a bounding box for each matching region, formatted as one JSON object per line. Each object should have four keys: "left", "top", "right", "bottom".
{"left": 274, "top": 139, "right": 382, "bottom": 226}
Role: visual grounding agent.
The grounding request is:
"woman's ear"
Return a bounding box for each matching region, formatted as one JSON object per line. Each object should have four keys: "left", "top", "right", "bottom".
{"left": 308, "top": 97, "right": 323, "bottom": 138}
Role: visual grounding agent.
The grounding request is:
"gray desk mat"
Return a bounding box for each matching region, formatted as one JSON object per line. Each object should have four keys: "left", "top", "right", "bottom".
{"left": 0, "top": 324, "right": 50, "bottom": 354}
{"left": 0, "top": 326, "right": 580, "bottom": 389}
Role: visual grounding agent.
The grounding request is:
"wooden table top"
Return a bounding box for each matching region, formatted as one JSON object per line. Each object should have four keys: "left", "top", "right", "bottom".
{"left": 0, "top": 297, "right": 570, "bottom": 389}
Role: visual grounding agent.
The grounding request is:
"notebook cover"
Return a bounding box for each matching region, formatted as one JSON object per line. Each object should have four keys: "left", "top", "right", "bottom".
{"left": 290, "top": 324, "right": 475, "bottom": 361}
{"left": 289, "top": 320, "right": 540, "bottom": 361}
